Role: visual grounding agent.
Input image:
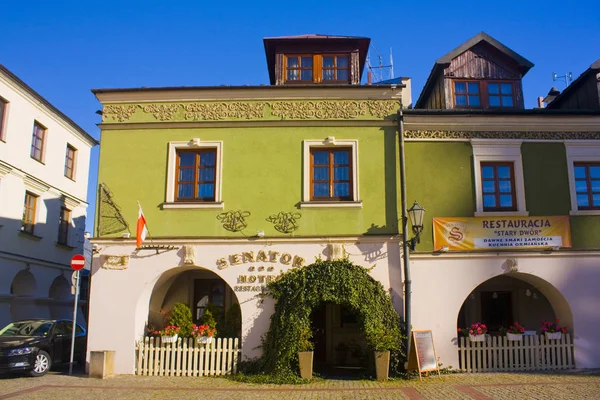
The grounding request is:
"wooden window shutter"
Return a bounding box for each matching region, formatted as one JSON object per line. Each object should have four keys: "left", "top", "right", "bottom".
{"left": 350, "top": 52, "right": 360, "bottom": 85}
{"left": 275, "top": 53, "right": 284, "bottom": 85}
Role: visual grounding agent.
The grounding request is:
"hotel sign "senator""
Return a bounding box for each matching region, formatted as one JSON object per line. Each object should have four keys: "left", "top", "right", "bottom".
{"left": 433, "top": 216, "right": 572, "bottom": 251}
{"left": 216, "top": 250, "right": 305, "bottom": 292}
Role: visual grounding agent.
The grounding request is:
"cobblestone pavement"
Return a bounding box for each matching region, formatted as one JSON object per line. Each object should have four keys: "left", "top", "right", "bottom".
{"left": 1, "top": 371, "right": 600, "bottom": 399}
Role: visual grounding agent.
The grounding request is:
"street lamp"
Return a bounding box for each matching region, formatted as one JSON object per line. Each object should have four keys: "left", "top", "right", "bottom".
{"left": 407, "top": 201, "right": 425, "bottom": 251}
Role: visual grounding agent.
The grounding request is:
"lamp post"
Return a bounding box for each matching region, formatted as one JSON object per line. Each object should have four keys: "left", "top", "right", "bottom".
{"left": 398, "top": 109, "right": 425, "bottom": 360}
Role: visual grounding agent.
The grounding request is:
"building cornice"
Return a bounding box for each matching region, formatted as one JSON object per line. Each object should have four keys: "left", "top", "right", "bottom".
{"left": 93, "top": 85, "right": 405, "bottom": 103}
{"left": 0, "top": 65, "right": 98, "bottom": 147}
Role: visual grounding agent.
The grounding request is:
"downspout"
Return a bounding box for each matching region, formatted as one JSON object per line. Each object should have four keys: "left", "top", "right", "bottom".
{"left": 398, "top": 109, "right": 412, "bottom": 357}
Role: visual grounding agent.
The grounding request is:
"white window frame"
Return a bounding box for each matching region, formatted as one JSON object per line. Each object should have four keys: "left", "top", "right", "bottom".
{"left": 472, "top": 139, "right": 528, "bottom": 216}
{"left": 565, "top": 141, "right": 600, "bottom": 216}
{"left": 163, "top": 139, "right": 224, "bottom": 209}
{"left": 301, "top": 138, "right": 361, "bottom": 208}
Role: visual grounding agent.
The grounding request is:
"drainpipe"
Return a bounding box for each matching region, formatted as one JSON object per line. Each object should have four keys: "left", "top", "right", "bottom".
{"left": 398, "top": 109, "right": 412, "bottom": 359}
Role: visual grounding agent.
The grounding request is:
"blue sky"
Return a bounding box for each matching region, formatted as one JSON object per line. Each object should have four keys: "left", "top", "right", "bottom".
{"left": 2, "top": 0, "right": 599, "bottom": 233}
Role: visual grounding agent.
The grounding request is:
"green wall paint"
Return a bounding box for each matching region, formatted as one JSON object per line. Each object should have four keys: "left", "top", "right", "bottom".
{"left": 97, "top": 126, "right": 399, "bottom": 238}
{"left": 522, "top": 143, "right": 571, "bottom": 216}
{"left": 570, "top": 217, "right": 600, "bottom": 249}
{"left": 404, "top": 142, "right": 475, "bottom": 251}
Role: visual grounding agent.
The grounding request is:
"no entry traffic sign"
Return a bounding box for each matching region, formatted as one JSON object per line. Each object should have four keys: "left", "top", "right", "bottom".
{"left": 70, "top": 254, "right": 85, "bottom": 271}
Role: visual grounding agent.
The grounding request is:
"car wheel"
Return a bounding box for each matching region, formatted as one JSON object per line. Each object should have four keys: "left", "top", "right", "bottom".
{"left": 30, "top": 350, "right": 52, "bottom": 377}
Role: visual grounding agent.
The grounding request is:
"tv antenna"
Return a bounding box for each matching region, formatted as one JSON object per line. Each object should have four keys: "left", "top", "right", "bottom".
{"left": 366, "top": 44, "right": 394, "bottom": 83}
{"left": 552, "top": 72, "right": 573, "bottom": 88}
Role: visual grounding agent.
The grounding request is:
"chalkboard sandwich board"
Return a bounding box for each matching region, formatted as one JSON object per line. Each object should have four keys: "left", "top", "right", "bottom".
{"left": 407, "top": 330, "right": 441, "bottom": 380}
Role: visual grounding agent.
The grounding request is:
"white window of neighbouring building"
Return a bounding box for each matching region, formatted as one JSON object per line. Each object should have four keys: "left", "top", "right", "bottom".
{"left": 472, "top": 139, "right": 527, "bottom": 216}
{"left": 164, "top": 140, "right": 223, "bottom": 209}
{"left": 21, "top": 191, "right": 38, "bottom": 235}
{"left": 30, "top": 121, "right": 47, "bottom": 162}
{"left": 301, "top": 138, "right": 361, "bottom": 208}
{"left": 565, "top": 141, "right": 600, "bottom": 215}
{"left": 0, "top": 96, "right": 8, "bottom": 142}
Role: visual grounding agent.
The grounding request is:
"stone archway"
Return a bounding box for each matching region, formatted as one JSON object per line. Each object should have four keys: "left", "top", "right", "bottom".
{"left": 10, "top": 270, "right": 40, "bottom": 321}
{"left": 49, "top": 275, "right": 72, "bottom": 320}
{"left": 138, "top": 266, "right": 241, "bottom": 338}
{"left": 260, "top": 259, "right": 403, "bottom": 376}
{"left": 457, "top": 272, "right": 573, "bottom": 335}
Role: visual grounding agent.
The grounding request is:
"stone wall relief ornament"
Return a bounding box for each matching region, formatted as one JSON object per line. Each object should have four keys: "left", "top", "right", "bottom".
{"left": 266, "top": 212, "right": 301, "bottom": 234}
{"left": 183, "top": 245, "right": 196, "bottom": 265}
{"left": 183, "top": 102, "right": 266, "bottom": 121}
{"left": 217, "top": 210, "right": 251, "bottom": 232}
{"left": 404, "top": 130, "right": 600, "bottom": 140}
{"left": 366, "top": 101, "right": 398, "bottom": 118}
{"left": 270, "top": 101, "right": 368, "bottom": 119}
{"left": 139, "top": 104, "right": 180, "bottom": 121}
{"left": 103, "top": 105, "right": 137, "bottom": 122}
{"left": 102, "top": 255, "right": 130, "bottom": 270}
{"left": 327, "top": 243, "right": 345, "bottom": 261}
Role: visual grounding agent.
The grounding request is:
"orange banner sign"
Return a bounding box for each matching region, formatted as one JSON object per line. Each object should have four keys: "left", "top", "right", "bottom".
{"left": 433, "top": 216, "right": 571, "bottom": 251}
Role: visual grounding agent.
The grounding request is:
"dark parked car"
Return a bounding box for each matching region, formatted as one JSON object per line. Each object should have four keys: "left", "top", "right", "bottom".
{"left": 0, "top": 319, "right": 86, "bottom": 376}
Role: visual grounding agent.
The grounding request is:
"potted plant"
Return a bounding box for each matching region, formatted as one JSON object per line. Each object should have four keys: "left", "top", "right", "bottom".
{"left": 297, "top": 325, "right": 314, "bottom": 379}
{"left": 505, "top": 321, "right": 525, "bottom": 341}
{"left": 541, "top": 319, "right": 567, "bottom": 340}
{"left": 159, "top": 325, "right": 180, "bottom": 343}
{"left": 458, "top": 322, "right": 487, "bottom": 342}
{"left": 373, "top": 333, "right": 395, "bottom": 382}
{"left": 192, "top": 323, "right": 216, "bottom": 344}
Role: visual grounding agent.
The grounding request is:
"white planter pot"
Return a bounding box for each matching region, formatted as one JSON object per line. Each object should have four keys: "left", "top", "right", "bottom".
{"left": 161, "top": 334, "right": 178, "bottom": 344}
{"left": 469, "top": 334, "right": 485, "bottom": 342}
{"left": 196, "top": 336, "right": 213, "bottom": 344}
{"left": 507, "top": 333, "right": 523, "bottom": 341}
{"left": 545, "top": 332, "right": 562, "bottom": 340}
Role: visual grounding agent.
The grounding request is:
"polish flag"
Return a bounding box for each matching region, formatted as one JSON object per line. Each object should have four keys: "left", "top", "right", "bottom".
{"left": 136, "top": 204, "right": 148, "bottom": 247}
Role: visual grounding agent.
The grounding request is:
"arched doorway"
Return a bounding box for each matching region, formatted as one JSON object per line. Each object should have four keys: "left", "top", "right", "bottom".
{"left": 10, "top": 270, "right": 44, "bottom": 321}
{"left": 457, "top": 273, "right": 573, "bottom": 336}
{"left": 261, "top": 259, "right": 403, "bottom": 377}
{"left": 310, "top": 302, "right": 368, "bottom": 377}
{"left": 146, "top": 267, "right": 241, "bottom": 338}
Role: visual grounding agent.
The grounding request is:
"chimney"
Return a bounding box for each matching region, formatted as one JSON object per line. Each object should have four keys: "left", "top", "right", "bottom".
{"left": 367, "top": 72, "right": 372, "bottom": 85}
{"left": 537, "top": 96, "right": 545, "bottom": 108}
{"left": 543, "top": 87, "right": 561, "bottom": 105}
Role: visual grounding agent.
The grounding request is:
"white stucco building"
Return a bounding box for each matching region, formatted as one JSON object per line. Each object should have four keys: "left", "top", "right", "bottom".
{"left": 0, "top": 64, "right": 97, "bottom": 328}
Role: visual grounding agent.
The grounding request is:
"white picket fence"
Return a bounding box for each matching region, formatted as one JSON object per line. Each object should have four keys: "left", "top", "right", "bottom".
{"left": 458, "top": 334, "right": 575, "bottom": 372}
{"left": 135, "top": 337, "right": 241, "bottom": 376}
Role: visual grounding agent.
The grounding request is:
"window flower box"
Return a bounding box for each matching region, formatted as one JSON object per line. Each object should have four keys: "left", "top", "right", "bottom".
{"left": 545, "top": 331, "right": 562, "bottom": 340}
{"left": 196, "top": 336, "right": 213, "bottom": 345}
{"left": 469, "top": 334, "right": 485, "bottom": 342}
{"left": 507, "top": 333, "right": 523, "bottom": 341}
{"left": 161, "top": 334, "right": 178, "bottom": 343}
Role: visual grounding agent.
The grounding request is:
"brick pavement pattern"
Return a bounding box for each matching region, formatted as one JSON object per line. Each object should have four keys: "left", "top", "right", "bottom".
{"left": 1, "top": 372, "right": 600, "bottom": 399}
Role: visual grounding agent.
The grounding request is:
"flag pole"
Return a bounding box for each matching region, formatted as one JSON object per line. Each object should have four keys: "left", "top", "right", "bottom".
{"left": 137, "top": 200, "right": 156, "bottom": 248}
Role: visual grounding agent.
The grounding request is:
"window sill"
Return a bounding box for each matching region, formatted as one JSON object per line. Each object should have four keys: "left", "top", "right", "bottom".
{"left": 161, "top": 202, "right": 224, "bottom": 210}
{"left": 570, "top": 210, "right": 600, "bottom": 216}
{"left": 64, "top": 175, "right": 76, "bottom": 182}
{"left": 18, "top": 231, "right": 42, "bottom": 241}
{"left": 474, "top": 211, "right": 529, "bottom": 217}
{"left": 300, "top": 201, "right": 362, "bottom": 209}
{"left": 30, "top": 157, "right": 45, "bottom": 165}
{"left": 55, "top": 242, "right": 76, "bottom": 251}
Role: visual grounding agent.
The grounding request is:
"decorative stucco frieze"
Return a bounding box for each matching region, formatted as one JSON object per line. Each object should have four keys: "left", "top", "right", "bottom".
{"left": 102, "top": 100, "right": 399, "bottom": 123}
{"left": 184, "top": 102, "right": 266, "bottom": 120}
{"left": 270, "top": 100, "right": 397, "bottom": 120}
{"left": 103, "top": 105, "right": 137, "bottom": 122}
{"left": 102, "top": 255, "right": 130, "bottom": 270}
{"left": 405, "top": 130, "right": 600, "bottom": 140}
{"left": 139, "top": 104, "right": 180, "bottom": 121}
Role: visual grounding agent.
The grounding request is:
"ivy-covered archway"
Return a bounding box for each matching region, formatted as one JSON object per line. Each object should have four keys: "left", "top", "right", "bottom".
{"left": 261, "top": 259, "right": 405, "bottom": 376}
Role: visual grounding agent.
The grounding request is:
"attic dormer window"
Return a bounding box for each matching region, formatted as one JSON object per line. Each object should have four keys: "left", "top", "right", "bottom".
{"left": 454, "top": 81, "right": 481, "bottom": 107}
{"left": 285, "top": 54, "right": 350, "bottom": 84}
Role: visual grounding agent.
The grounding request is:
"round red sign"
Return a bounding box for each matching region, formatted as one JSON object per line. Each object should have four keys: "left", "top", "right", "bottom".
{"left": 70, "top": 254, "right": 85, "bottom": 271}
